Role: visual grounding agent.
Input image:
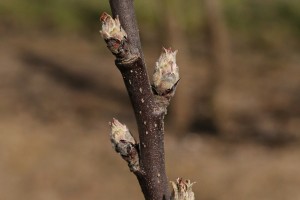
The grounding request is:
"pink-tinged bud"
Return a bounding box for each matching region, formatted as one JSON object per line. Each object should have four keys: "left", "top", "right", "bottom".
{"left": 171, "top": 178, "right": 196, "bottom": 200}
{"left": 153, "top": 47, "right": 180, "bottom": 97}
{"left": 100, "top": 12, "right": 127, "bottom": 41}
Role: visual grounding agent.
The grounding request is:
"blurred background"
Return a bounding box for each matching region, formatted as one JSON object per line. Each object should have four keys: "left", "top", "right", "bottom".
{"left": 1, "top": 0, "right": 300, "bottom": 199}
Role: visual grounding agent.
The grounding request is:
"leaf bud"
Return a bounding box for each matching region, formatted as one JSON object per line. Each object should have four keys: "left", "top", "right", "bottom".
{"left": 100, "top": 12, "right": 127, "bottom": 41}
{"left": 171, "top": 178, "right": 196, "bottom": 200}
{"left": 153, "top": 47, "right": 180, "bottom": 97}
{"left": 109, "top": 118, "right": 136, "bottom": 155}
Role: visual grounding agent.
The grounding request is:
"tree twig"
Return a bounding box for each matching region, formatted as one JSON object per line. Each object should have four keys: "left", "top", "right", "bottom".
{"left": 99, "top": 1, "right": 194, "bottom": 199}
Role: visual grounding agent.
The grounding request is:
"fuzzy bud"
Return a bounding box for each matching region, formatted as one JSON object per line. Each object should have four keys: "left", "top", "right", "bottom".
{"left": 153, "top": 47, "right": 180, "bottom": 98}
{"left": 109, "top": 118, "right": 136, "bottom": 153}
{"left": 100, "top": 12, "right": 127, "bottom": 41}
{"left": 171, "top": 178, "right": 196, "bottom": 200}
{"left": 109, "top": 118, "right": 140, "bottom": 172}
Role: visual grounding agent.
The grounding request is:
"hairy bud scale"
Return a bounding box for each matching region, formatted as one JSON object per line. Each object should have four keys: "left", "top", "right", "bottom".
{"left": 153, "top": 48, "right": 180, "bottom": 98}
{"left": 100, "top": 12, "right": 127, "bottom": 41}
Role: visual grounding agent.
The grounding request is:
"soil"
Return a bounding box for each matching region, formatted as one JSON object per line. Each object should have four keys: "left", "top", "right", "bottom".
{"left": 1, "top": 33, "right": 300, "bottom": 200}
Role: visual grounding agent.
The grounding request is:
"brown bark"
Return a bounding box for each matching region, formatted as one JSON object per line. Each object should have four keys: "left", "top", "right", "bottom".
{"left": 103, "top": 0, "right": 171, "bottom": 199}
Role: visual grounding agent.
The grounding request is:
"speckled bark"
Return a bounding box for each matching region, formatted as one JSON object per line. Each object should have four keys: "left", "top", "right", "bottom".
{"left": 117, "top": 59, "right": 169, "bottom": 200}
{"left": 108, "top": 0, "right": 170, "bottom": 199}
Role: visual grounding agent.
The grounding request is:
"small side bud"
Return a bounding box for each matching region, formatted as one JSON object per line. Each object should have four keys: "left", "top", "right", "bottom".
{"left": 109, "top": 118, "right": 140, "bottom": 172}
{"left": 100, "top": 12, "right": 127, "bottom": 41}
{"left": 100, "top": 12, "right": 138, "bottom": 63}
{"left": 153, "top": 47, "right": 180, "bottom": 99}
{"left": 171, "top": 178, "right": 196, "bottom": 200}
{"left": 110, "top": 118, "right": 135, "bottom": 150}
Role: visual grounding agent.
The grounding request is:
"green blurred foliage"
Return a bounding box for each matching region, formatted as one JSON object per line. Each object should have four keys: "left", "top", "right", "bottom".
{"left": 0, "top": 0, "right": 109, "bottom": 33}
{"left": 1, "top": 0, "right": 299, "bottom": 49}
{"left": 223, "top": 0, "right": 300, "bottom": 50}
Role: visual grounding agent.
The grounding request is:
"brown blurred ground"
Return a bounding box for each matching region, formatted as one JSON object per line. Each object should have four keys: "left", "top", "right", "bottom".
{"left": 0, "top": 32, "right": 299, "bottom": 200}
{"left": 1, "top": 0, "right": 300, "bottom": 199}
